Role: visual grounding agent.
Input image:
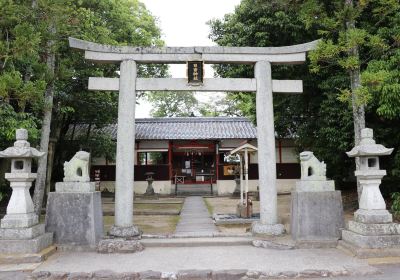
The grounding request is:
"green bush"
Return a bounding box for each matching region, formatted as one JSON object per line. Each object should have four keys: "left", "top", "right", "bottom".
{"left": 391, "top": 192, "right": 400, "bottom": 217}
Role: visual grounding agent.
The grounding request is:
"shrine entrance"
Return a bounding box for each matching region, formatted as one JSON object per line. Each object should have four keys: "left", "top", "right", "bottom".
{"left": 69, "top": 37, "right": 317, "bottom": 236}
{"left": 171, "top": 141, "right": 216, "bottom": 185}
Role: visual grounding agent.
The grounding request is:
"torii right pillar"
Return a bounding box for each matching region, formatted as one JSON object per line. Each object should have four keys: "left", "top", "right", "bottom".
{"left": 252, "top": 61, "right": 285, "bottom": 235}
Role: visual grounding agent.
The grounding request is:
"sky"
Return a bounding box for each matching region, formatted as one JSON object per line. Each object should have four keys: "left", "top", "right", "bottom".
{"left": 136, "top": 0, "right": 242, "bottom": 117}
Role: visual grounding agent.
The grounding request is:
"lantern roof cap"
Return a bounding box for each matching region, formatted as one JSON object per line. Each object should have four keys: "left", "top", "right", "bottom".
{"left": 346, "top": 128, "right": 393, "bottom": 157}
{"left": 0, "top": 129, "right": 45, "bottom": 158}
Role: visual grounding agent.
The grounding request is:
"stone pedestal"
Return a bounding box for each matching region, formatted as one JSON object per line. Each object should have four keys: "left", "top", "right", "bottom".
{"left": 341, "top": 128, "right": 400, "bottom": 257}
{"left": 0, "top": 129, "right": 54, "bottom": 258}
{"left": 0, "top": 176, "right": 53, "bottom": 255}
{"left": 55, "top": 181, "right": 95, "bottom": 192}
{"left": 0, "top": 223, "right": 53, "bottom": 254}
{"left": 45, "top": 187, "right": 103, "bottom": 248}
{"left": 144, "top": 178, "right": 158, "bottom": 199}
{"left": 341, "top": 209, "right": 400, "bottom": 258}
{"left": 97, "top": 226, "right": 143, "bottom": 253}
{"left": 295, "top": 180, "right": 334, "bottom": 192}
{"left": 291, "top": 191, "right": 344, "bottom": 247}
{"left": 251, "top": 221, "right": 285, "bottom": 236}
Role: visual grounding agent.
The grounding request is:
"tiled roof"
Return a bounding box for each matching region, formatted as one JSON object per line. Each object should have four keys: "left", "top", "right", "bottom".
{"left": 71, "top": 117, "right": 257, "bottom": 140}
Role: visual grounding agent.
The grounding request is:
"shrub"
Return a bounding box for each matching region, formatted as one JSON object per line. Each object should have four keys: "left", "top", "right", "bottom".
{"left": 391, "top": 192, "right": 400, "bottom": 217}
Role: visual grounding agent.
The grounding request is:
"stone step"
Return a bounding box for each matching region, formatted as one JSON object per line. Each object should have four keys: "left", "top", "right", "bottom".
{"left": 338, "top": 240, "right": 400, "bottom": 259}
{"left": 175, "top": 228, "right": 219, "bottom": 233}
{"left": 176, "top": 193, "right": 215, "bottom": 196}
{"left": 0, "top": 245, "right": 56, "bottom": 264}
{"left": 342, "top": 229, "right": 400, "bottom": 249}
{"left": 141, "top": 237, "right": 253, "bottom": 247}
{"left": 30, "top": 267, "right": 368, "bottom": 280}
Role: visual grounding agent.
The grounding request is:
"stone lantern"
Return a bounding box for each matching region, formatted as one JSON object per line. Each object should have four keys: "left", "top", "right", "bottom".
{"left": 144, "top": 172, "right": 155, "bottom": 196}
{"left": 0, "top": 129, "right": 53, "bottom": 255}
{"left": 341, "top": 128, "right": 400, "bottom": 257}
{"left": 346, "top": 128, "right": 393, "bottom": 217}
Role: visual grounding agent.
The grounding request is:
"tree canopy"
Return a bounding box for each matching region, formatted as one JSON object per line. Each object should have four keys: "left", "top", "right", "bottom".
{"left": 0, "top": 0, "right": 166, "bottom": 199}
{"left": 209, "top": 0, "right": 400, "bottom": 189}
{"left": 0, "top": 0, "right": 165, "bottom": 147}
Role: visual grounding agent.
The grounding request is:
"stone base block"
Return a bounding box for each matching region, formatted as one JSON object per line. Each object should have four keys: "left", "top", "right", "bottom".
{"left": 0, "top": 213, "right": 38, "bottom": 228}
{"left": 45, "top": 191, "right": 103, "bottom": 247}
{"left": 338, "top": 240, "right": 400, "bottom": 259}
{"left": 109, "top": 225, "right": 141, "bottom": 238}
{"left": 342, "top": 229, "right": 400, "bottom": 249}
{"left": 291, "top": 191, "right": 344, "bottom": 241}
{"left": 0, "top": 245, "right": 56, "bottom": 264}
{"left": 0, "top": 223, "right": 44, "bottom": 240}
{"left": 348, "top": 221, "right": 400, "bottom": 236}
{"left": 144, "top": 184, "right": 155, "bottom": 196}
{"left": 97, "top": 238, "right": 144, "bottom": 253}
{"left": 251, "top": 221, "right": 285, "bottom": 236}
{"left": 354, "top": 209, "right": 393, "bottom": 224}
{"left": 0, "top": 232, "right": 53, "bottom": 254}
{"left": 295, "top": 180, "right": 335, "bottom": 192}
{"left": 55, "top": 181, "right": 95, "bottom": 193}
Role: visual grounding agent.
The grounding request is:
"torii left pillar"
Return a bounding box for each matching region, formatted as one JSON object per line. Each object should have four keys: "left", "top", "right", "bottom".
{"left": 108, "top": 60, "right": 141, "bottom": 238}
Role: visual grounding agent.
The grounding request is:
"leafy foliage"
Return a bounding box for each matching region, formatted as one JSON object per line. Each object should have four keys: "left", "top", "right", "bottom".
{"left": 0, "top": 0, "right": 167, "bottom": 189}
{"left": 391, "top": 192, "right": 400, "bottom": 217}
{"left": 0, "top": 103, "right": 39, "bottom": 149}
{"left": 209, "top": 0, "right": 400, "bottom": 188}
{"left": 146, "top": 91, "right": 199, "bottom": 117}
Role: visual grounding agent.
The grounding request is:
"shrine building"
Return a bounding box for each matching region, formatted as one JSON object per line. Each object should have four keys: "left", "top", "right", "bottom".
{"left": 82, "top": 117, "right": 300, "bottom": 195}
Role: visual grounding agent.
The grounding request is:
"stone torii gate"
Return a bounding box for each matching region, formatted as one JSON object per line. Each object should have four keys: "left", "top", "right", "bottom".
{"left": 69, "top": 37, "right": 317, "bottom": 237}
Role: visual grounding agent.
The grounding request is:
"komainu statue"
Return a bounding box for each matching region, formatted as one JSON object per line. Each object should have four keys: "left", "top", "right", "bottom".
{"left": 299, "top": 151, "right": 326, "bottom": 180}
{"left": 63, "top": 151, "right": 90, "bottom": 182}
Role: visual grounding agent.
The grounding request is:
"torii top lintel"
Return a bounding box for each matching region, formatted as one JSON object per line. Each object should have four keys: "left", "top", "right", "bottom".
{"left": 68, "top": 37, "right": 319, "bottom": 65}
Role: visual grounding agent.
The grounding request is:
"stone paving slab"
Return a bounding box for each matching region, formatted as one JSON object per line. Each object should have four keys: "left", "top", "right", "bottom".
{"left": 141, "top": 237, "right": 253, "bottom": 247}
{"left": 32, "top": 246, "right": 377, "bottom": 277}
{"left": 175, "top": 197, "right": 218, "bottom": 235}
{"left": 0, "top": 263, "right": 40, "bottom": 272}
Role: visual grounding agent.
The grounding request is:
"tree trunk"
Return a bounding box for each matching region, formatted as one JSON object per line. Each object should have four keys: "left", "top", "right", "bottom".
{"left": 345, "top": 0, "right": 366, "bottom": 202}
{"left": 33, "top": 24, "right": 56, "bottom": 216}
{"left": 45, "top": 138, "right": 56, "bottom": 194}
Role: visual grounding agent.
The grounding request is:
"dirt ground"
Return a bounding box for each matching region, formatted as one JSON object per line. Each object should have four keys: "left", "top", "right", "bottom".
{"left": 103, "top": 215, "right": 180, "bottom": 235}
{"left": 204, "top": 195, "right": 291, "bottom": 233}
{"left": 102, "top": 197, "right": 183, "bottom": 234}
{"left": 205, "top": 194, "right": 355, "bottom": 234}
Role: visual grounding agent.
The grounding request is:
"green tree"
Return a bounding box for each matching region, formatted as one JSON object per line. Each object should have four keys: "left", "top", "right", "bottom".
{"left": 146, "top": 91, "right": 199, "bottom": 117}
{"left": 209, "top": 0, "right": 400, "bottom": 190}
{"left": 209, "top": 0, "right": 318, "bottom": 137}
{"left": 299, "top": 0, "right": 400, "bottom": 198}
{"left": 0, "top": 0, "right": 165, "bottom": 212}
{"left": 46, "top": 0, "right": 166, "bottom": 206}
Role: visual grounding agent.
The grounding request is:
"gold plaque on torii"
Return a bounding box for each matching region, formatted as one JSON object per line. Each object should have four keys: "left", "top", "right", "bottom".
{"left": 187, "top": 61, "right": 204, "bottom": 84}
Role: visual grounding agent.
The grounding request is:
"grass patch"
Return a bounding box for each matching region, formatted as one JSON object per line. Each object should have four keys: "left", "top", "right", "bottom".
{"left": 134, "top": 203, "right": 182, "bottom": 212}
{"left": 203, "top": 198, "right": 214, "bottom": 215}
{"left": 103, "top": 215, "right": 180, "bottom": 235}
